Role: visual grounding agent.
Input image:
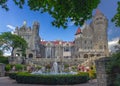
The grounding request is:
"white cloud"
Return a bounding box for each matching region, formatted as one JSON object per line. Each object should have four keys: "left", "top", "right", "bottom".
{"left": 6, "top": 25, "right": 16, "bottom": 34}
{"left": 6, "top": 25, "right": 15, "bottom": 30}
{"left": 108, "top": 37, "right": 120, "bottom": 53}
{"left": 3, "top": 50, "right": 11, "bottom": 56}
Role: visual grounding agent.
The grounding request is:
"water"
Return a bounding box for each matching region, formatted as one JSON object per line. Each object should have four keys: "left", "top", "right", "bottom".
{"left": 51, "top": 61, "right": 58, "bottom": 74}
{"left": 31, "top": 61, "right": 77, "bottom": 75}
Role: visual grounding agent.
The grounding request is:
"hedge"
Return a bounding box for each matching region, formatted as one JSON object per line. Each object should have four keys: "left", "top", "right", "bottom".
{"left": 14, "top": 72, "right": 89, "bottom": 85}
{"left": 9, "top": 73, "right": 17, "bottom": 79}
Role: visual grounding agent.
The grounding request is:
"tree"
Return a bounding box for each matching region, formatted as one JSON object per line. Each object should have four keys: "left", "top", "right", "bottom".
{"left": 114, "top": 39, "right": 120, "bottom": 53}
{"left": 0, "top": 0, "right": 100, "bottom": 28}
{"left": 0, "top": 50, "right": 3, "bottom": 56}
{"left": 112, "top": 1, "right": 120, "bottom": 27}
{"left": 0, "top": 32, "right": 27, "bottom": 57}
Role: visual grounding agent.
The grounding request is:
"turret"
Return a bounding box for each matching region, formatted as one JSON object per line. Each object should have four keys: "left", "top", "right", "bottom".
{"left": 92, "top": 9, "right": 109, "bottom": 56}
{"left": 75, "top": 27, "right": 82, "bottom": 39}
{"left": 33, "top": 21, "right": 39, "bottom": 36}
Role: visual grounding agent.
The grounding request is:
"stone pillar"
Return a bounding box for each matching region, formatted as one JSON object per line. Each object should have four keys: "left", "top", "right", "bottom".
{"left": 0, "top": 63, "right": 5, "bottom": 77}
{"left": 95, "top": 57, "right": 110, "bottom": 86}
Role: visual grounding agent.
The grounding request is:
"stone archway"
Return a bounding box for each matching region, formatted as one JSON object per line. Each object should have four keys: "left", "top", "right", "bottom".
{"left": 90, "top": 54, "right": 94, "bottom": 57}
{"left": 29, "top": 53, "right": 33, "bottom": 58}
{"left": 84, "top": 54, "right": 88, "bottom": 58}
{"left": 15, "top": 53, "right": 20, "bottom": 57}
{"left": 97, "top": 54, "right": 101, "bottom": 57}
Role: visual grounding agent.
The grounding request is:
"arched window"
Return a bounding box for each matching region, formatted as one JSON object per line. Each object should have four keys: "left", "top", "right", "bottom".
{"left": 90, "top": 54, "right": 94, "bottom": 57}
{"left": 15, "top": 53, "right": 20, "bottom": 57}
{"left": 97, "top": 54, "right": 101, "bottom": 57}
{"left": 84, "top": 54, "right": 88, "bottom": 58}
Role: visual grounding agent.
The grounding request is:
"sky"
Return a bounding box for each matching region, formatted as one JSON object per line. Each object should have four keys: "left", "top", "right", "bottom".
{"left": 0, "top": 0, "right": 120, "bottom": 42}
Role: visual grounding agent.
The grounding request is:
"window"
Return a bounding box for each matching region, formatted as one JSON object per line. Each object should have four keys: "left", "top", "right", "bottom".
{"left": 104, "top": 45, "right": 106, "bottom": 49}
{"left": 91, "top": 41, "right": 92, "bottom": 44}
{"left": 64, "top": 47, "right": 69, "bottom": 51}
{"left": 84, "top": 40, "right": 86, "bottom": 44}
{"left": 99, "top": 45, "right": 103, "bottom": 49}
{"left": 29, "top": 53, "right": 33, "bottom": 58}
{"left": 100, "top": 17, "right": 102, "bottom": 19}
{"left": 84, "top": 54, "right": 88, "bottom": 58}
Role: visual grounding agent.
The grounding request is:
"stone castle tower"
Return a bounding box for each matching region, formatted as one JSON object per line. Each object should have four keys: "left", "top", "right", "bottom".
{"left": 13, "top": 21, "right": 42, "bottom": 59}
{"left": 91, "top": 9, "right": 109, "bottom": 56}
{"left": 73, "top": 9, "right": 109, "bottom": 65}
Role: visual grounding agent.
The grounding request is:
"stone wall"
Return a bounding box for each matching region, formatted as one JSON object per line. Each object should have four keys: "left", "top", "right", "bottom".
{"left": 0, "top": 63, "right": 5, "bottom": 77}
{"left": 95, "top": 57, "right": 111, "bottom": 86}
{"left": 28, "top": 58, "right": 85, "bottom": 66}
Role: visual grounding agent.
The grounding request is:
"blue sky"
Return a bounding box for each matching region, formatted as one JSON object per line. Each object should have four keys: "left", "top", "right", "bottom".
{"left": 0, "top": 0, "right": 120, "bottom": 42}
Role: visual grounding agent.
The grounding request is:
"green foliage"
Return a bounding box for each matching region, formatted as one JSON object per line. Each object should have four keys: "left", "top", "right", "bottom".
{"left": 15, "top": 72, "right": 89, "bottom": 85}
{"left": 0, "top": 32, "right": 27, "bottom": 57}
{"left": 45, "top": 64, "right": 51, "bottom": 69}
{"left": 113, "top": 74, "right": 120, "bottom": 86}
{"left": 112, "top": 1, "right": 120, "bottom": 27}
{"left": 0, "top": 0, "right": 8, "bottom": 11}
{"left": 0, "top": 56, "right": 8, "bottom": 64}
{"left": 0, "top": 50, "right": 3, "bottom": 56}
{"left": 36, "top": 66, "right": 42, "bottom": 70}
{"left": 106, "top": 52, "right": 120, "bottom": 74}
{"left": 77, "top": 72, "right": 89, "bottom": 76}
{"left": 0, "top": 0, "right": 100, "bottom": 28}
{"left": 71, "top": 66, "right": 77, "bottom": 71}
{"left": 28, "top": 0, "right": 100, "bottom": 28}
{"left": 9, "top": 72, "right": 18, "bottom": 79}
{"left": 105, "top": 52, "right": 120, "bottom": 86}
{"left": 15, "top": 64, "right": 24, "bottom": 71}
{"left": 88, "top": 69, "right": 96, "bottom": 79}
{"left": 5, "top": 64, "right": 12, "bottom": 71}
{"left": 64, "top": 64, "right": 69, "bottom": 68}
{"left": 119, "top": 40, "right": 120, "bottom": 44}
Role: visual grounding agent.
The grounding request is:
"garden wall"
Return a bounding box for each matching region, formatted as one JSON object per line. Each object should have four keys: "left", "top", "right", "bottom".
{"left": 95, "top": 57, "right": 111, "bottom": 86}
{"left": 0, "top": 63, "right": 5, "bottom": 76}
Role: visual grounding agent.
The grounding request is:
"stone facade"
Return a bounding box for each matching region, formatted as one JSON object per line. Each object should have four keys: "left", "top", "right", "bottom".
{"left": 12, "top": 10, "right": 109, "bottom": 65}
{"left": 0, "top": 63, "right": 5, "bottom": 76}
{"left": 13, "top": 21, "right": 43, "bottom": 58}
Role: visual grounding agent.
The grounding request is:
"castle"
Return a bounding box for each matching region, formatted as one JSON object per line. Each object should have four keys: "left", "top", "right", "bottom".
{"left": 12, "top": 10, "right": 109, "bottom": 66}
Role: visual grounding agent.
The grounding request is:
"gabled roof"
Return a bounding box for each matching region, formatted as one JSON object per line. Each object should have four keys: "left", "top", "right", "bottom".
{"left": 75, "top": 27, "right": 82, "bottom": 35}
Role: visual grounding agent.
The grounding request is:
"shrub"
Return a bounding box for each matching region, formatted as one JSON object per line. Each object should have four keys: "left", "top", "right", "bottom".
{"left": 15, "top": 64, "right": 24, "bottom": 71}
{"left": 5, "top": 64, "right": 12, "bottom": 72}
{"left": 9, "top": 73, "right": 17, "bottom": 79}
{"left": 77, "top": 72, "right": 89, "bottom": 76}
{"left": 106, "top": 52, "right": 120, "bottom": 74}
{"left": 0, "top": 56, "right": 8, "bottom": 64}
{"left": 88, "top": 70, "right": 96, "bottom": 79}
{"left": 36, "top": 66, "right": 42, "bottom": 70}
{"left": 106, "top": 52, "right": 120, "bottom": 86}
{"left": 15, "top": 72, "right": 89, "bottom": 85}
{"left": 113, "top": 74, "right": 120, "bottom": 86}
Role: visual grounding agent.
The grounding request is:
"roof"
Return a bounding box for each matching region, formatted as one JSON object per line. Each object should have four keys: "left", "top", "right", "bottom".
{"left": 96, "top": 9, "right": 102, "bottom": 15}
{"left": 40, "top": 40, "right": 74, "bottom": 45}
{"left": 75, "top": 27, "right": 82, "bottom": 35}
{"left": 41, "top": 41, "right": 47, "bottom": 45}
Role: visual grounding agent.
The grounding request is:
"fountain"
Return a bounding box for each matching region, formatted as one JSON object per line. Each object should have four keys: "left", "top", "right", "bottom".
{"left": 51, "top": 61, "right": 58, "bottom": 74}
{"left": 31, "top": 61, "right": 77, "bottom": 75}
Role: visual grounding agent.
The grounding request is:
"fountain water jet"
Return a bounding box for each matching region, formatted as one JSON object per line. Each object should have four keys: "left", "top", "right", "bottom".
{"left": 51, "top": 61, "right": 58, "bottom": 74}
